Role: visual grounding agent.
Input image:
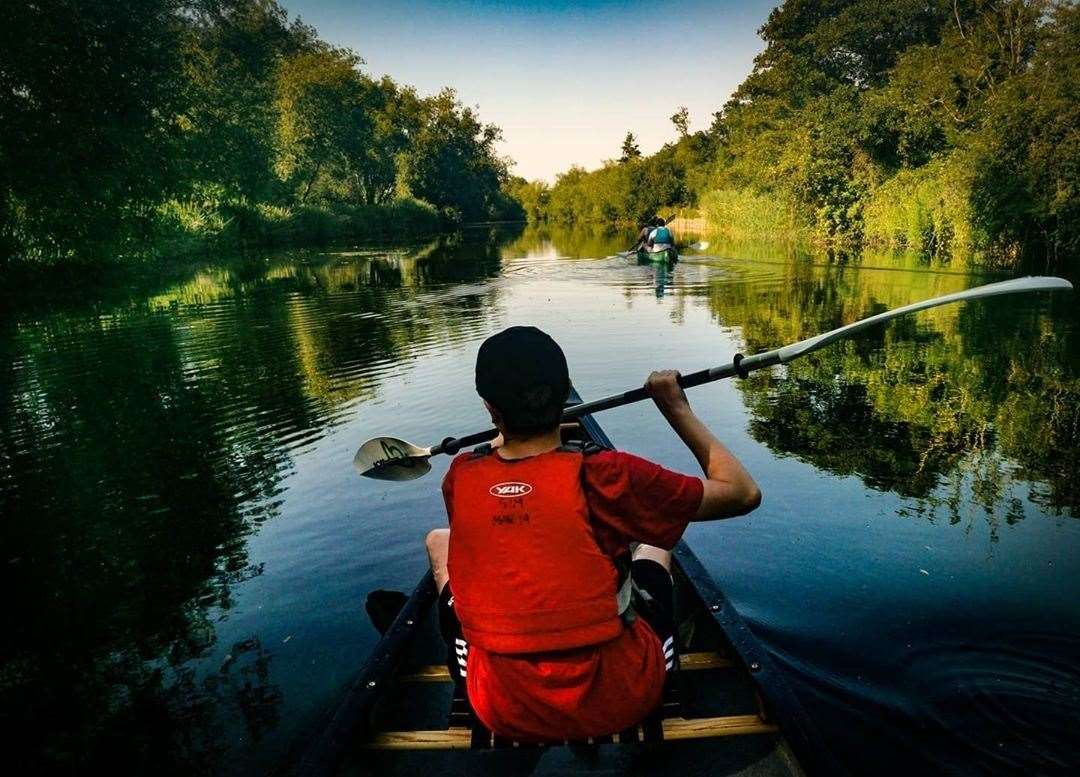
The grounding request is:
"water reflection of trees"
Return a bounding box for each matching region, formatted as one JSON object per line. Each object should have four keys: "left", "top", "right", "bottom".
{"left": 701, "top": 259, "right": 1080, "bottom": 526}
{"left": 0, "top": 231, "right": 507, "bottom": 772}
{"left": 501, "top": 222, "right": 629, "bottom": 260}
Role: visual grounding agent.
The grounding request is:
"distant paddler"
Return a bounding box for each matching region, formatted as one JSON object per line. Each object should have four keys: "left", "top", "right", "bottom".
{"left": 630, "top": 215, "right": 674, "bottom": 251}
{"left": 635, "top": 217, "right": 677, "bottom": 263}
{"left": 633, "top": 216, "right": 659, "bottom": 253}
{"left": 648, "top": 218, "right": 674, "bottom": 252}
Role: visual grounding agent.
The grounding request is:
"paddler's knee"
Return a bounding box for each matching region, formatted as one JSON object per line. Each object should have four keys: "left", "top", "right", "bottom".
{"left": 425, "top": 528, "right": 451, "bottom": 591}
{"left": 632, "top": 543, "right": 671, "bottom": 571}
{"left": 425, "top": 528, "right": 449, "bottom": 556}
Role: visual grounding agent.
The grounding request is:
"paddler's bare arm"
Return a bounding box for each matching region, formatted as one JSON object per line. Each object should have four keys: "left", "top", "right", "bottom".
{"left": 644, "top": 370, "right": 761, "bottom": 520}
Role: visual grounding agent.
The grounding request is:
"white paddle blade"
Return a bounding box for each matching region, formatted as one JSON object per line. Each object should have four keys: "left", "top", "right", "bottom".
{"left": 353, "top": 437, "right": 432, "bottom": 481}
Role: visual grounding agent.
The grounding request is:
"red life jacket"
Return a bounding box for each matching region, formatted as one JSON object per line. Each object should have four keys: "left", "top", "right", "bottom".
{"left": 446, "top": 447, "right": 624, "bottom": 654}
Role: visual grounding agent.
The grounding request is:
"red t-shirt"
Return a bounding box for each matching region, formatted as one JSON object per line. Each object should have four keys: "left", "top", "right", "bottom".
{"left": 443, "top": 448, "right": 703, "bottom": 741}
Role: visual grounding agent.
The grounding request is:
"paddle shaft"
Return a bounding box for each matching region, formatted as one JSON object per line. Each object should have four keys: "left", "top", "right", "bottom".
{"left": 430, "top": 350, "right": 770, "bottom": 456}
{"left": 426, "top": 275, "right": 1072, "bottom": 458}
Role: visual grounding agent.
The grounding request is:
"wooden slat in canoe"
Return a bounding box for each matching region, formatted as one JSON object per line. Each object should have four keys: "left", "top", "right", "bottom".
{"left": 399, "top": 651, "right": 733, "bottom": 683}
{"left": 661, "top": 715, "right": 778, "bottom": 740}
{"left": 365, "top": 714, "right": 777, "bottom": 750}
{"left": 679, "top": 651, "right": 734, "bottom": 671}
{"left": 398, "top": 665, "right": 452, "bottom": 682}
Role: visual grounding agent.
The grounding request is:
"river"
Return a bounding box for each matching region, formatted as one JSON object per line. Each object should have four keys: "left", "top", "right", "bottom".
{"left": 3, "top": 224, "right": 1078, "bottom": 775}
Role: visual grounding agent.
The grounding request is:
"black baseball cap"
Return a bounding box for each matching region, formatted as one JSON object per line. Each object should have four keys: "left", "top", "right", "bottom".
{"left": 475, "top": 326, "right": 569, "bottom": 431}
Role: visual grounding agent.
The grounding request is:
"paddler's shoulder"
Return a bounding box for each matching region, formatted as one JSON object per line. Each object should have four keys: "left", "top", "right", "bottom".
{"left": 580, "top": 447, "right": 664, "bottom": 485}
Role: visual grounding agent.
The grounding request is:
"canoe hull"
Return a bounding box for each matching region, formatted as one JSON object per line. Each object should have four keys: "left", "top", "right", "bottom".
{"left": 637, "top": 244, "right": 678, "bottom": 263}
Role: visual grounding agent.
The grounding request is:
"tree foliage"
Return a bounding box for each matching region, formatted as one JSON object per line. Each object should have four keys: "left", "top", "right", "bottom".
{"left": 540, "top": 128, "right": 711, "bottom": 226}
{"left": 273, "top": 49, "right": 371, "bottom": 202}
{"left": 505, "top": 177, "right": 549, "bottom": 223}
{"left": 395, "top": 88, "right": 512, "bottom": 222}
{"left": 0, "top": 0, "right": 518, "bottom": 266}
{"left": 534, "top": 0, "right": 1080, "bottom": 264}
{"left": 670, "top": 107, "right": 690, "bottom": 138}
{"left": 0, "top": 0, "right": 187, "bottom": 255}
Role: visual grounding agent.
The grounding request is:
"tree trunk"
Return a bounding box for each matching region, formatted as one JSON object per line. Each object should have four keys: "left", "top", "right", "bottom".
{"left": 300, "top": 161, "right": 322, "bottom": 204}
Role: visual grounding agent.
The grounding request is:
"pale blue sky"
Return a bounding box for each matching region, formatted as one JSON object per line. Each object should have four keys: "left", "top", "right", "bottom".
{"left": 286, "top": 1, "right": 777, "bottom": 181}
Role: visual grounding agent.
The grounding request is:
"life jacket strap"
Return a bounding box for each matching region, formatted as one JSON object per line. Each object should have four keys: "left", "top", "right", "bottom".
{"left": 613, "top": 551, "right": 635, "bottom": 624}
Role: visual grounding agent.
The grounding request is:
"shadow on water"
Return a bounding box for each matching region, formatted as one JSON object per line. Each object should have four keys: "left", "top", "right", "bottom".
{"left": 0, "top": 228, "right": 514, "bottom": 774}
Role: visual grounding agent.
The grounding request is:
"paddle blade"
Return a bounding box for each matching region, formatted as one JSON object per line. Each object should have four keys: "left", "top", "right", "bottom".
{"left": 353, "top": 437, "right": 432, "bottom": 481}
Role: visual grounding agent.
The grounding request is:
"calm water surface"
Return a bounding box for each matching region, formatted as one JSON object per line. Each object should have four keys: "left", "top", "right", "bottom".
{"left": 3, "top": 225, "right": 1079, "bottom": 775}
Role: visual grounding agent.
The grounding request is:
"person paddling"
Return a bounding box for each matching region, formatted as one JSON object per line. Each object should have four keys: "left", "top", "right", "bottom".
{"left": 634, "top": 216, "right": 660, "bottom": 252}
{"left": 424, "top": 325, "right": 761, "bottom": 742}
{"left": 649, "top": 218, "right": 674, "bottom": 249}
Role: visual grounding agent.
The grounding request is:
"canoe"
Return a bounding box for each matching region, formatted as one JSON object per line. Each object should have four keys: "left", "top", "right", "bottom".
{"left": 295, "top": 390, "right": 842, "bottom": 776}
{"left": 637, "top": 244, "right": 678, "bottom": 263}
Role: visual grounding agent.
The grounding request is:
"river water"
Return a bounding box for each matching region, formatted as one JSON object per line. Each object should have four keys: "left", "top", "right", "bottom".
{"left": 3, "top": 225, "right": 1078, "bottom": 775}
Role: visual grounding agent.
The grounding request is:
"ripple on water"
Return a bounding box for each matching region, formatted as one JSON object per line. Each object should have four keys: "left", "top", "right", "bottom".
{"left": 752, "top": 622, "right": 1080, "bottom": 776}
{"left": 907, "top": 632, "right": 1080, "bottom": 773}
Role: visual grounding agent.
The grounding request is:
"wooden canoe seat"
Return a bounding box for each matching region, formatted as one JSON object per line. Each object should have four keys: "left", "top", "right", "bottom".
{"left": 365, "top": 715, "right": 777, "bottom": 750}
{"left": 370, "top": 649, "right": 769, "bottom": 752}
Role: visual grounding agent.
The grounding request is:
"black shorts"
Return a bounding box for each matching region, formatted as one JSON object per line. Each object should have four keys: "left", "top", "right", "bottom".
{"left": 437, "top": 558, "right": 676, "bottom": 685}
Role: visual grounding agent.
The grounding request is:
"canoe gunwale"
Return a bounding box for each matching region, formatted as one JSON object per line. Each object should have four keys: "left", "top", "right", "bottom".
{"left": 672, "top": 542, "right": 844, "bottom": 776}
{"left": 296, "top": 572, "right": 437, "bottom": 776}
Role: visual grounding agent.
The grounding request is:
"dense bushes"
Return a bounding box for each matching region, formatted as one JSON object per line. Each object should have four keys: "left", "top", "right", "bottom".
{"left": 700, "top": 189, "right": 801, "bottom": 240}
{"left": 540, "top": 134, "right": 709, "bottom": 226}
{"left": 151, "top": 194, "right": 441, "bottom": 257}
{"left": 862, "top": 158, "right": 980, "bottom": 257}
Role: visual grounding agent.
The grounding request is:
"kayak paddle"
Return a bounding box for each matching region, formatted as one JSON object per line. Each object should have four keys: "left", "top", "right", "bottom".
{"left": 354, "top": 275, "right": 1072, "bottom": 481}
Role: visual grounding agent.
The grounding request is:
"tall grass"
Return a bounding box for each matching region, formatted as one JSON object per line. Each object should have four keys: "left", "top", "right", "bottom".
{"left": 862, "top": 158, "right": 985, "bottom": 260}
{"left": 699, "top": 189, "right": 804, "bottom": 239}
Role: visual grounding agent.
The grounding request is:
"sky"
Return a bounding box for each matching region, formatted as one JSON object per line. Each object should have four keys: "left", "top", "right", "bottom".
{"left": 286, "top": 0, "right": 777, "bottom": 182}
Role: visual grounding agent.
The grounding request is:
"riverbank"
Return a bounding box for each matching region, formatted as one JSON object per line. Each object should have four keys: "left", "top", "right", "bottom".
{"left": 152, "top": 196, "right": 445, "bottom": 258}
{"left": 535, "top": 3, "right": 1079, "bottom": 270}
{"left": 669, "top": 187, "right": 1022, "bottom": 270}
{"left": 0, "top": 224, "right": 534, "bottom": 321}
{"left": 696, "top": 179, "right": 998, "bottom": 266}
{"left": 1, "top": 197, "right": 448, "bottom": 274}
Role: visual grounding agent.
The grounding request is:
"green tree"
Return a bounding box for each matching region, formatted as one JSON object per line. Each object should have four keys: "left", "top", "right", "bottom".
{"left": 396, "top": 88, "right": 509, "bottom": 221}
{"left": 620, "top": 132, "right": 642, "bottom": 162}
{"left": 1, "top": 0, "right": 523, "bottom": 265}
{"left": 353, "top": 76, "right": 424, "bottom": 205}
{"left": 540, "top": 0, "right": 1078, "bottom": 265}
{"left": 971, "top": 0, "right": 1080, "bottom": 259}
{"left": 506, "top": 178, "right": 550, "bottom": 222}
{"left": 670, "top": 106, "right": 690, "bottom": 138}
{"left": 177, "top": 0, "right": 319, "bottom": 204}
{"left": 0, "top": 0, "right": 187, "bottom": 260}
{"left": 272, "top": 49, "right": 372, "bottom": 203}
